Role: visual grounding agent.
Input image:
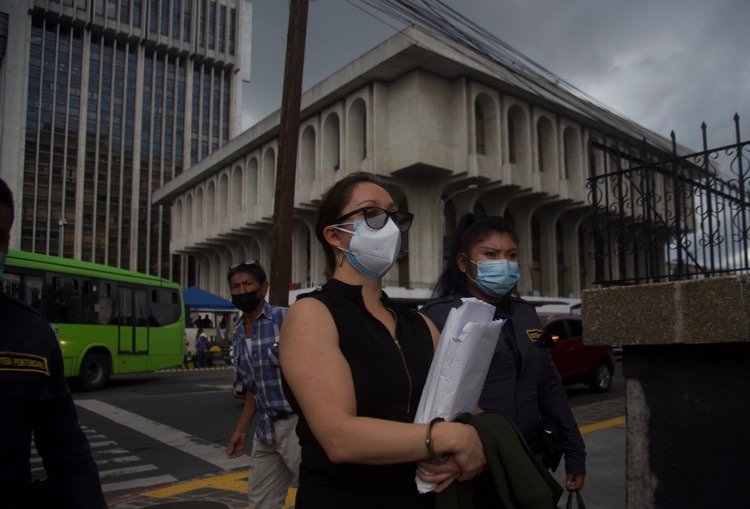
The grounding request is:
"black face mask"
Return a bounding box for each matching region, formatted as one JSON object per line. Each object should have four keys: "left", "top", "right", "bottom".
{"left": 232, "top": 290, "right": 261, "bottom": 313}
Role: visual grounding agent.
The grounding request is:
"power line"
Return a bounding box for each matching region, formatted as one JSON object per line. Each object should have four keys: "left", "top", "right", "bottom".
{"left": 348, "top": 0, "right": 676, "bottom": 152}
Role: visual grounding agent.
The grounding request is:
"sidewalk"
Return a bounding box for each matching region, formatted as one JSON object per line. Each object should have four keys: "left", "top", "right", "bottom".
{"left": 108, "top": 397, "right": 625, "bottom": 509}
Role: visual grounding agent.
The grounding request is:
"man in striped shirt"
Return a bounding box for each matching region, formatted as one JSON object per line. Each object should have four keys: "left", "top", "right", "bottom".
{"left": 225, "top": 260, "right": 300, "bottom": 509}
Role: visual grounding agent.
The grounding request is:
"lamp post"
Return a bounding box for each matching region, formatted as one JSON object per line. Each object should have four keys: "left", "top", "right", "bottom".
{"left": 58, "top": 218, "right": 67, "bottom": 258}
{"left": 441, "top": 184, "right": 479, "bottom": 234}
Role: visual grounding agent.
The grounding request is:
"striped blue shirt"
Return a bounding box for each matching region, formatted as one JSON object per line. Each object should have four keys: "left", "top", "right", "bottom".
{"left": 232, "top": 303, "right": 293, "bottom": 445}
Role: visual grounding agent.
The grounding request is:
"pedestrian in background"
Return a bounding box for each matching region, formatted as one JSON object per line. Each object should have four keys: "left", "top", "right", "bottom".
{"left": 421, "top": 213, "right": 586, "bottom": 492}
{"left": 183, "top": 332, "right": 191, "bottom": 368}
{"left": 225, "top": 260, "right": 300, "bottom": 509}
{"left": 280, "top": 172, "right": 486, "bottom": 508}
{"left": 195, "top": 332, "right": 208, "bottom": 368}
{"left": 0, "top": 177, "right": 106, "bottom": 508}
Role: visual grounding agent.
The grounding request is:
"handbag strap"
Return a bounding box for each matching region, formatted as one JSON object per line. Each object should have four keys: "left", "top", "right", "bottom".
{"left": 565, "top": 491, "right": 586, "bottom": 509}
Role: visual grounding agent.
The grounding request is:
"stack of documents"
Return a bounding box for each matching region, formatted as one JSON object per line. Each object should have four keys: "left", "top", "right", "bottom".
{"left": 415, "top": 297, "right": 505, "bottom": 492}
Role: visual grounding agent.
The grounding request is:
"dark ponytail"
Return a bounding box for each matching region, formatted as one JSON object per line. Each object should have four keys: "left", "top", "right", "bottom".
{"left": 432, "top": 212, "right": 518, "bottom": 297}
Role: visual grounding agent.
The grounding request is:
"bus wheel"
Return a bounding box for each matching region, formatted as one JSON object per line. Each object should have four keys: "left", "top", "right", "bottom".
{"left": 79, "top": 352, "right": 111, "bottom": 391}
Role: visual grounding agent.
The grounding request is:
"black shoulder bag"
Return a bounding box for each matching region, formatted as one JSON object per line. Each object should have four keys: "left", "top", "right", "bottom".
{"left": 565, "top": 491, "right": 586, "bottom": 509}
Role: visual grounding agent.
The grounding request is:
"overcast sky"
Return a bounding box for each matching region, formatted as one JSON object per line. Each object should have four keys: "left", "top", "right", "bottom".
{"left": 243, "top": 0, "right": 749, "bottom": 163}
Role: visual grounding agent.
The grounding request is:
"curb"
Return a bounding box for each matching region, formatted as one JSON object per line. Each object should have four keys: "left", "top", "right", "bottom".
{"left": 157, "top": 366, "right": 235, "bottom": 373}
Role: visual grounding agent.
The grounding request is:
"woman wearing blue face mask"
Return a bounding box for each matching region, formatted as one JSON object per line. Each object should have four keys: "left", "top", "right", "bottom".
{"left": 280, "top": 173, "right": 487, "bottom": 509}
{"left": 421, "top": 213, "right": 587, "bottom": 494}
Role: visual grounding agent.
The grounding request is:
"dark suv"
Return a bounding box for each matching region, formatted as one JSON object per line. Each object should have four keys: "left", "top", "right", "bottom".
{"left": 540, "top": 314, "right": 615, "bottom": 393}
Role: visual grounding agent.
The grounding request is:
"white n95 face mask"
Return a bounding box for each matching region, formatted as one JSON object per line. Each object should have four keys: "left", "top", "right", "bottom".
{"left": 334, "top": 218, "right": 402, "bottom": 280}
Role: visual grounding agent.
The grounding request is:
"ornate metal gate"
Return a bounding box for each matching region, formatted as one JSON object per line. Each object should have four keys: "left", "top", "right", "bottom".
{"left": 587, "top": 114, "right": 750, "bottom": 286}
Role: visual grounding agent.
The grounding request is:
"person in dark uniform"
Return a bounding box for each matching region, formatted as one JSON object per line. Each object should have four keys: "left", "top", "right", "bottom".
{"left": 421, "top": 213, "right": 586, "bottom": 493}
{"left": 280, "top": 172, "right": 487, "bottom": 509}
{"left": 0, "top": 177, "right": 106, "bottom": 509}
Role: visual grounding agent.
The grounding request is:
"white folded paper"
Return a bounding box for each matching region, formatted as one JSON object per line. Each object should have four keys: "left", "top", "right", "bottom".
{"left": 414, "top": 297, "right": 505, "bottom": 493}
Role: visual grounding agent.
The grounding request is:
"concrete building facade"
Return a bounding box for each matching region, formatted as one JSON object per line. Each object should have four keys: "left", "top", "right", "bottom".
{"left": 154, "top": 27, "right": 679, "bottom": 301}
{"left": 0, "top": 0, "right": 251, "bottom": 280}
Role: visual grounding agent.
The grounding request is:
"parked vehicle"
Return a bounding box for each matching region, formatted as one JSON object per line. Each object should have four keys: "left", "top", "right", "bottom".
{"left": 540, "top": 314, "right": 615, "bottom": 393}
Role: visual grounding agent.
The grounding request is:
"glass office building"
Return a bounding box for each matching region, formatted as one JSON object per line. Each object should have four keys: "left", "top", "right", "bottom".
{"left": 0, "top": 0, "right": 250, "bottom": 281}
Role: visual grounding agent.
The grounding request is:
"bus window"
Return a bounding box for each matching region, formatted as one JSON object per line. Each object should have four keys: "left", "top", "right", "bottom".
{"left": 134, "top": 289, "right": 149, "bottom": 327}
{"left": 81, "top": 279, "right": 99, "bottom": 324}
{"left": 24, "top": 275, "right": 44, "bottom": 313}
{"left": 62, "top": 277, "right": 83, "bottom": 323}
{"left": 47, "top": 275, "right": 83, "bottom": 324}
{"left": 99, "top": 282, "right": 116, "bottom": 325}
{"left": 151, "top": 289, "right": 180, "bottom": 326}
{"left": 2, "top": 272, "right": 22, "bottom": 299}
{"left": 118, "top": 287, "right": 134, "bottom": 326}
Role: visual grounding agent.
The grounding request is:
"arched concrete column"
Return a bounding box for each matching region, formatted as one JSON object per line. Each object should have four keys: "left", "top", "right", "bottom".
{"left": 475, "top": 184, "right": 534, "bottom": 218}
{"left": 216, "top": 246, "right": 236, "bottom": 298}
{"left": 558, "top": 207, "right": 589, "bottom": 297}
{"left": 298, "top": 213, "right": 325, "bottom": 285}
{"left": 578, "top": 215, "right": 597, "bottom": 289}
{"left": 401, "top": 179, "right": 445, "bottom": 290}
{"left": 198, "top": 253, "right": 211, "bottom": 290}
{"left": 535, "top": 200, "right": 579, "bottom": 297}
{"left": 504, "top": 193, "right": 559, "bottom": 295}
{"left": 291, "top": 221, "right": 311, "bottom": 285}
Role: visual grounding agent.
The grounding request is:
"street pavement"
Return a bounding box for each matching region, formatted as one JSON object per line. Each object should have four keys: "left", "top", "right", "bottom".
{"left": 107, "top": 393, "right": 625, "bottom": 509}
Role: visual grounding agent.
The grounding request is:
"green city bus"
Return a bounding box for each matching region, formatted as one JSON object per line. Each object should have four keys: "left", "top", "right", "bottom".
{"left": 3, "top": 249, "right": 185, "bottom": 390}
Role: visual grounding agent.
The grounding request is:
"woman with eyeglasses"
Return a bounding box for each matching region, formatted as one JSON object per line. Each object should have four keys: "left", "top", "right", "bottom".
{"left": 420, "top": 213, "right": 586, "bottom": 493}
{"left": 280, "top": 172, "right": 486, "bottom": 508}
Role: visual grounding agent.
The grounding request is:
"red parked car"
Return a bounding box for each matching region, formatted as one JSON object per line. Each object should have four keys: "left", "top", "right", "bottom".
{"left": 540, "top": 314, "right": 615, "bottom": 393}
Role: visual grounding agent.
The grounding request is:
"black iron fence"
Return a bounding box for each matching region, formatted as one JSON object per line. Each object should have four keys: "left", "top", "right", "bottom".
{"left": 587, "top": 114, "right": 750, "bottom": 286}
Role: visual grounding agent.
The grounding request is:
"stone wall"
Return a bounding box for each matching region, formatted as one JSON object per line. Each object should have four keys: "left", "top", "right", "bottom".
{"left": 582, "top": 276, "right": 750, "bottom": 508}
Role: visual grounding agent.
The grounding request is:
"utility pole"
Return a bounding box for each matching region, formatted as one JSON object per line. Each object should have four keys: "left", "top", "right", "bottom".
{"left": 269, "top": 0, "right": 309, "bottom": 306}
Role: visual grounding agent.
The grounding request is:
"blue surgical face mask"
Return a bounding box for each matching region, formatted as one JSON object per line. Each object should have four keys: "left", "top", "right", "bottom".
{"left": 469, "top": 259, "right": 520, "bottom": 297}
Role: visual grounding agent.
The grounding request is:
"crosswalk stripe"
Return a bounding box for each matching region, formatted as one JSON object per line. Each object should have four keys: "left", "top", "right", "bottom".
{"left": 101, "top": 474, "right": 178, "bottom": 493}
{"left": 76, "top": 399, "right": 250, "bottom": 470}
{"left": 96, "top": 455, "right": 140, "bottom": 465}
{"left": 98, "top": 464, "right": 158, "bottom": 478}
{"left": 94, "top": 448, "right": 131, "bottom": 455}
{"left": 89, "top": 440, "right": 118, "bottom": 448}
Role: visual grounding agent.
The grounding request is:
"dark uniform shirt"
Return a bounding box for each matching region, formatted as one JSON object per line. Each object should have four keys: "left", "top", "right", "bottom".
{"left": 421, "top": 291, "right": 586, "bottom": 475}
{"left": 0, "top": 292, "right": 106, "bottom": 509}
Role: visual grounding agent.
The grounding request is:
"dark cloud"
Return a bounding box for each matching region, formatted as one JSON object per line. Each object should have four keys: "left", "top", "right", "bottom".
{"left": 244, "top": 0, "right": 749, "bottom": 159}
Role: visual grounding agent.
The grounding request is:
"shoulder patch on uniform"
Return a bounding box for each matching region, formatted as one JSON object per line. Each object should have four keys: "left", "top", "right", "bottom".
{"left": 525, "top": 329, "right": 544, "bottom": 343}
{"left": 0, "top": 351, "right": 51, "bottom": 376}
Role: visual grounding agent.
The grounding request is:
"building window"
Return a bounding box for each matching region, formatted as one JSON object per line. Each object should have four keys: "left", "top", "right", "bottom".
{"left": 149, "top": 0, "right": 158, "bottom": 33}
{"left": 300, "top": 126, "right": 315, "bottom": 180}
{"left": 161, "top": 0, "right": 169, "bottom": 36}
{"left": 348, "top": 98, "right": 367, "bottom": 164}
{"left": 508, "top": 112, "right": 516, "bottom": 163}
{"left": 173, "top": 0, "right": 181, "bottom": 39}
{"left": 219, "top": 5, "right": 226, "bottom": 53}
{"left": 120, "top": 0, "right": 131, "bottom": 24}
{"left": 563, "top": 126, "right": 580, "bottom": 181}
{"left": 183, "top": 0, "right": 191, "bottom": 41}
{"left": 198, "top": 0, "right": 206, "bottom": 48}
{"left": 536, "top": 116, "right": 554, "bottom": 173}
{"left": 133, "top": 0, "right": 142, "bottom": 27}
{"left": 322, "top": 113, "right": 340, "bottom": 171}
{"left": 229, "top": 8, "right": 236, "bottom": 55}
{"left": 475, "top": 101, "right": 485, "bottom": 155}
{"left": 208, "top": 1, "right": 216, "bottom": 50}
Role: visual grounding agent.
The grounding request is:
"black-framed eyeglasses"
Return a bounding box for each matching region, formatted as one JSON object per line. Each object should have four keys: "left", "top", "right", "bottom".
{"left": 333, "top": 207, "right": 414, "bottom": 232}
{"left": 228, "top": 259, "right": 259, "bottom": 272}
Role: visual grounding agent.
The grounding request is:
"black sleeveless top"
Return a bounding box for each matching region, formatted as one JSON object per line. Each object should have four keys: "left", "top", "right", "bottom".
{"left": 286, "top": 278, "right": 435, "bottom": 508}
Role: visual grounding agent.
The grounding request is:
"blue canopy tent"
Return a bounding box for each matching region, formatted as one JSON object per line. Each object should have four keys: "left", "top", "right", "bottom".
{"left": 182, "top": 286, "right": 235, "bottom": 311}
{"left": 182, "top": 286, "right": 236, "bottom": 334}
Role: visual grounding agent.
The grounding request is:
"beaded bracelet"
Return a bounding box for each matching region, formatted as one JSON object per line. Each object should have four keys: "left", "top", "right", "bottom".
{"left": 425, "top": 416, "right": 449, "bottom": 462}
